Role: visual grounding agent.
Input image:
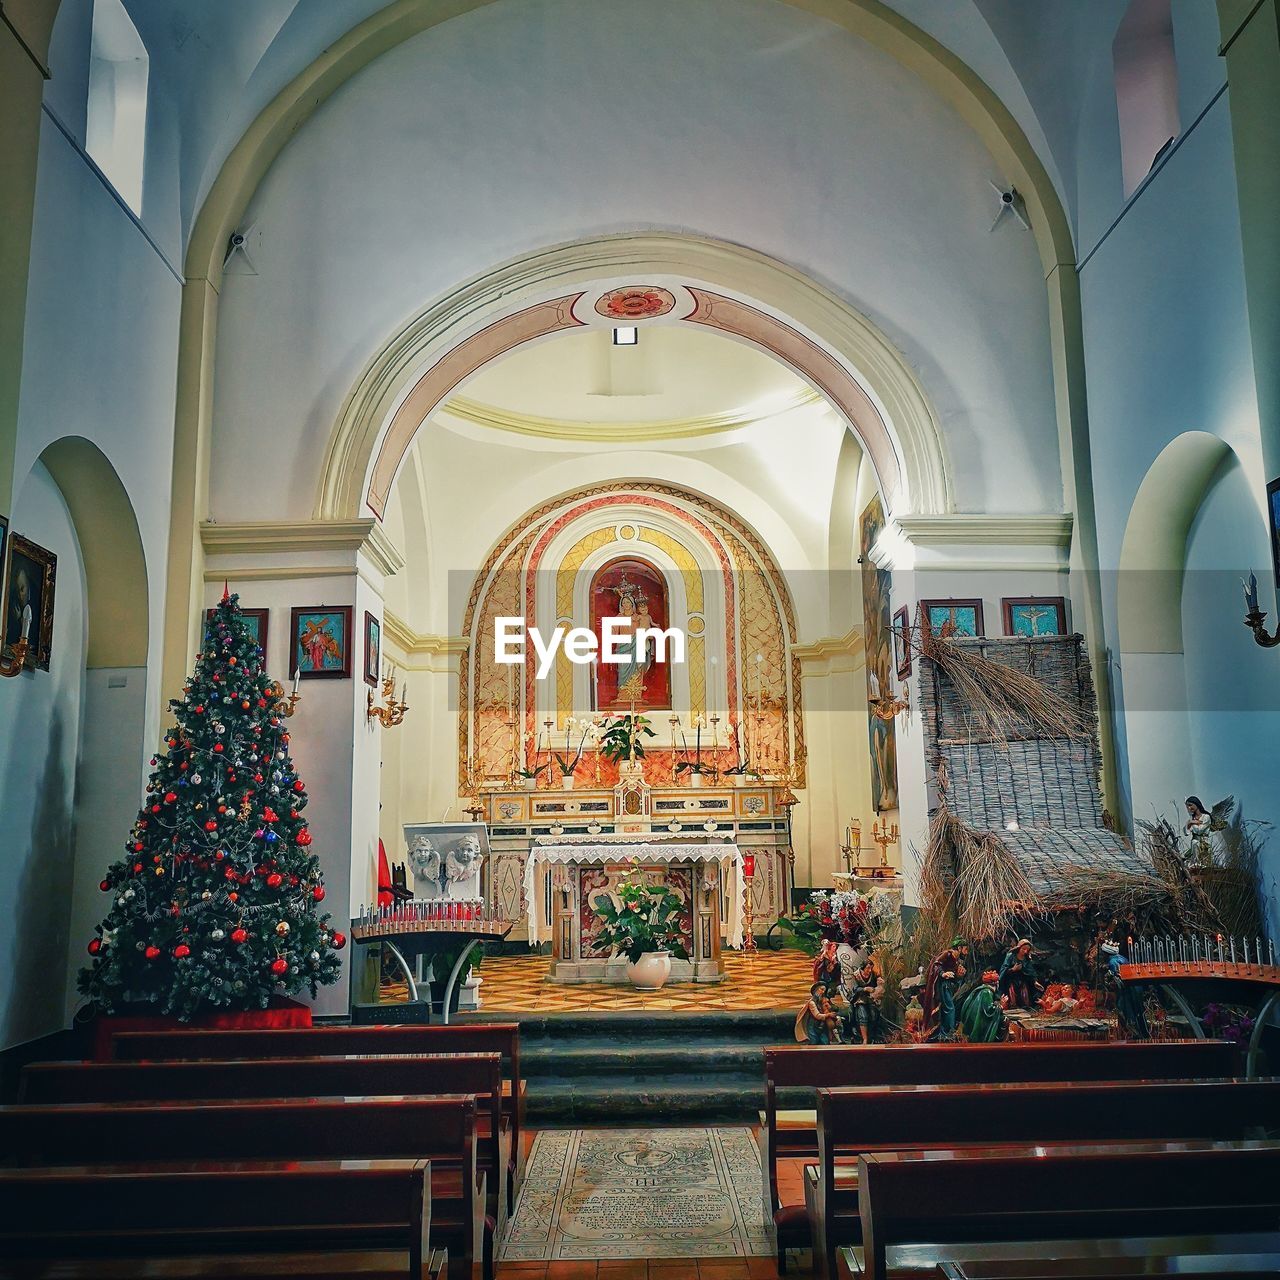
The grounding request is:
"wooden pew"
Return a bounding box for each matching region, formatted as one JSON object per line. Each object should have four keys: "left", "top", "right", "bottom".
{"left": 20, "top": 1052, "right": 509, "bottom": 1235}
{"left": 854, "top": 1139, "right": 1280, "bottom": 1280}
{"left": 108, "top": 1023, "right": 525, "bottom": 1202}
{"left": 809, "top": 1076, "right": 1280, "bottom": 1280}
{"left": 0, "top": 1095, "right": 485, "bottom": 1280}
{"left": 0, "top": 1158, "right": 435, "bottom": 1279}
{"left": 761, "top": 1039, "right": 1241, "bottom": 1267}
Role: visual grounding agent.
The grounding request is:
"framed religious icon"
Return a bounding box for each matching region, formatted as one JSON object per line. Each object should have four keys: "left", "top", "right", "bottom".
{"left": 1268, "top": 476, "right": 1280, "bottom": 589}
{"left": 289, "top": 605, "right": 353, "bottom": 679}
{"left": 891, "top": 604, "right": 911, "bottom": 679}
{"left": 1002, "top": 595, "right": 1066, "bottom": 637}
{"left": 588, "top": 556, "right": 673, "bottom": 712}
{"left": 3, "top": 533, "right": 57, "bottom": 671}
{"left": 364, "top": 611, "right": 381, "bottom": 687}
{"left": 207, "top": 606, "right": 268, "bottom": 663}
{"left": 921, "top": 598, "right": 984, "bottom": 639}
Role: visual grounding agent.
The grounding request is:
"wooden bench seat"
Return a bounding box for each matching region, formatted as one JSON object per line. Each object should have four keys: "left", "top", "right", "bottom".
{"left": 807, "top": 1076, "right": 1280, "bottom": 1280}
{"left": 108, "top": 1022, "right": 525, "bottom": 1203}
{"left": 0, "top": 1095, "right": 485, "bottom": 1280}
{"left": 852, "top": 1139, "right": 1280, "bottom": 1280}
{"left": 20, "top": 1052, "right": 510, "bottom": 1235}
{"left": 0, "top": 1159, "right": 434, "bottom": 1279}
{"left": 760, "top": 1039, "right": 1241, "bottom": 1269}
{"left": 0, "top": 1249, "right": 449, "bottom": 1279}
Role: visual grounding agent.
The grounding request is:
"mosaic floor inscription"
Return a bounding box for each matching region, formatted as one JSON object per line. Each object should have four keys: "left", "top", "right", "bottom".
{"left": 500, "top": 1127, "right": 770, "bottom": 1260}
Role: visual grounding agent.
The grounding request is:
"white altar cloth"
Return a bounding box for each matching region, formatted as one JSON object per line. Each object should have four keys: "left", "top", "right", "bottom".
{"left": 525, "top": 832, "right": 744, "bottom": 948}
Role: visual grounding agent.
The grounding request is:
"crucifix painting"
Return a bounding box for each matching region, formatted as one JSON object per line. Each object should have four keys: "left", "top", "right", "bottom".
{"left": 590, "top": 557, "right": 672, "bottom": 712}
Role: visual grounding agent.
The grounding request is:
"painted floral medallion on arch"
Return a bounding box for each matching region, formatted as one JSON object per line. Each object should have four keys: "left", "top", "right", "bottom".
{"left": 594, "top": 285, "right": 676, "bottom": 320}
{"left": 590, "top": 556, "right": 672, "bottom": 712}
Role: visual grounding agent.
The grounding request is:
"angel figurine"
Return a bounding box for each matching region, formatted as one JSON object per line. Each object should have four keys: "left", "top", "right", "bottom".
{"left": 1183, "top": 795, "right": 1232, "bottom": 866}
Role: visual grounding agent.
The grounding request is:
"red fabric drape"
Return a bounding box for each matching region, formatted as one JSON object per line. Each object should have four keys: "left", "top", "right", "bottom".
{"left": 377, "top": 837, "right": 394, "bottom": 908}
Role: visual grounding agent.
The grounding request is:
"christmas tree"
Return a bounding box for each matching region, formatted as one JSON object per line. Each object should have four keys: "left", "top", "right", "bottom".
{"left": 79, "top": 589, "right": 344, "bottom": 1021}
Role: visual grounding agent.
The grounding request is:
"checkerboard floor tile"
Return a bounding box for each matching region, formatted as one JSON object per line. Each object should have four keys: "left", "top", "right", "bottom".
{"left": 379, "top": 949, "right": 813, "bottom": 1013}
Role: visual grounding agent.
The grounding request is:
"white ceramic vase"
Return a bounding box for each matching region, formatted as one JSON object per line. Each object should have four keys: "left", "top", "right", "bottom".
{"left": 688, "top": 771, "right": 704, "bottom": 788}
{"left": 522, "top": 775, "right": 537, "bottom": 791}
{"left": 628, "top": 951, "right": 672, "bottom": 990}
{"left": 559, "top": 772, "right": 575, "bottom": 791}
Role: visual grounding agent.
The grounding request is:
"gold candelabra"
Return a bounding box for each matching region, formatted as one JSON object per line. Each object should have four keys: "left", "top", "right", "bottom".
{"left": 0, "top": 637, "right": 29, "bottom": 679}
{"left": 265, "top": 675, "right": 302, "bottom": 717}
{"left": 872, "top": 817, "right": 899, "bottom": 872}
{"left": 868, "top": 671, "right": 909, "bottom": 721}
{"left": 367, "top": 674, "right": 409, "bottom": 727}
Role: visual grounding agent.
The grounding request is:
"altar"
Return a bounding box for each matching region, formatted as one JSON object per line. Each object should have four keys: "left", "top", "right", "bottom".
{"left": 526, "top": 832, "right": 744, "bottom": 983}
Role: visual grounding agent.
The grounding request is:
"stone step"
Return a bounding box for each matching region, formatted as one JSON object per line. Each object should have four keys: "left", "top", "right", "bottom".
{"left": 527, "top": 1076, "right": 765, "bottom": 1125}
{"left": 522, "top": 1042, "right": 767, "bottom": 1077}
{"left": 471, "top": 1009, "right": 795, "bottom": 1040}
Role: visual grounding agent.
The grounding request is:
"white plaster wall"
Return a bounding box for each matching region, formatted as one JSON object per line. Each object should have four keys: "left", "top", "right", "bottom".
{"left": 0, "top": 467, "right": 87, "bottom": 1051}
{"left": 15, "top": 114, "right": 181, "bottom": 752}
{"left": 209, "top": 0, "right": 1062, "bottom": 525}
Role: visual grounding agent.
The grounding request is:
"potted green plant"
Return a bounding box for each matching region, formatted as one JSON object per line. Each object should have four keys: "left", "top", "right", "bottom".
{"left": 598, "top": 713, "right": 655, "bottom": 765}
{"left": 591, "top": 865, "right": 690, "bottom": 989}
{"left": 515, "top": 763, "right": 546, "bottom": 791}
{"left": 675, "top": 714, "right": 712, "bottom": 787}
{"left": 721, "top": 723, "right": 751, "bottom": 786}
{"left": 552, "top": 716, "right": 593, "bottom": 791}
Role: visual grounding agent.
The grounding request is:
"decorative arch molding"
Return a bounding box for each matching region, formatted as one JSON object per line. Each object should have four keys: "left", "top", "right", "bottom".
{"left": 457, "top": 479, "right": 805, "bottom": 790}
{"left": 318, "top": 236, "right": 949, "bottom": 524}
{"left": 1117, "top": 431, "right": 1234, "bottom": 656}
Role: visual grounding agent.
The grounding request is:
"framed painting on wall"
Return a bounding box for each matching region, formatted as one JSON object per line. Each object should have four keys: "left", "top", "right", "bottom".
{"left": 1002, "top": 596, "right": 1066, "bottom": 637}
{"left": 921, "top": 598, "right": 984, "bottom": 639}
{"left": 860, "top": 495, "right": 898, "bottom": 811}
{"left": 3, "top": 533, "right": 57, "bottom": 671}
{"left": 364, "top": 611, "right": 381, "bottom": 687}
{"left": 892, "top": 604, "right": 911, "bottom": 679}
{"left": 1268, "top": 476, "right": 1280, "bottom": 590}
{"left": 289, "top": 605, "right": 353, "bottom": 679}
{"left": 207, "top": 606, "right": 269, "bottom": 663}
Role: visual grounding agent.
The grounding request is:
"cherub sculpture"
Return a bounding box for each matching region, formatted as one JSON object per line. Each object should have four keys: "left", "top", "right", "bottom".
{"left": 445, "top": 833, "right": 484, "bottom": 884}
{"left": 407, "top": 834, "right": 441, "bottom": 891}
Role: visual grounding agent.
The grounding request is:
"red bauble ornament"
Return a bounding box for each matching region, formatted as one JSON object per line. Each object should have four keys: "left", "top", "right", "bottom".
{"left": 173, "top": 944, "right": 190, "bottom": 959}
{"left": 164, "top": 792, "right": 177, "bottom": 804}
{"left": 204, "top": 819, "right": 218, "bottom": 831}
{"left": 312, "top": 885, "right": 325, "bottom": 902}
{"left": 266, "top": 872, "right": 283, "bottom": 888}
{"left": 293, "top": 780, "right": 305, "bottom": 793}
{"left": 195, "top": 705, "right": 204, "bottom": 714}
{"left": 133, "top": 862, "right": 143, "bottom": 873}
{"left": 144, "top": 945, "right": 161, "bottom": 960}
{"left": 151, "top": 804, "right": 161, "bottom": 813}
{"left": 332, "top": 932, "right": 347, "bottom": 950}
{"left": 270, "top": 957, "right": 289, "bottom": 975}
{"left": 241, "top": 701, "right": 250, "bottom": 710}
{"left": 229, "top": 657, "right": 237, "bottom": 665}
{"left": 257, "top": 698, "right": 267, "bottom": 708}
{"left": 87, "top": 938, "right": 102, "bottom": 955}
{"left": 296, "top": 829, "right": 312, "bottom": 847}
{"left": 132, "top": 842, "right": 143, "bottom": 852}
{"left": 213, "top": 743, "right": 224, "bottom": 753}
{"left": 99, "top": 879, "right": 111, "bottom": 892}
{"left": 262, "top": 807, "right": 278, "bottom": 824}
{"left": 230, "top": 927, "right": 247, "bottom": 944}
{"left": 228, "top": 891, "right": 239, "bottom": 902}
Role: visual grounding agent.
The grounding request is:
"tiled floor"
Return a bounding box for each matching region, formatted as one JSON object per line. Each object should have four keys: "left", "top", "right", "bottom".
{"left": 440, "top": 950, "right": 814, "bottom": 1013}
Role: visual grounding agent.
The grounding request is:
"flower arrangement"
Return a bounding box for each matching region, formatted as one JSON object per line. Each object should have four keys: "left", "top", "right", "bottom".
{"left": 598, "top": 713, "right": 655, "bottom": 764}
{"left": 553, "top": 716, "right": 595, "bottom": 778}
{"left": 775, "top": 888, "right": 895, "bottom": 953}
{"left": 675, "top": 714, "right": 713, "bottom": 777}
{"left": 591, "top": 863, "right": 691, "bottom": 965}
{"left": 1201, "top": 1001, "right": 1255, "bottom": 1046}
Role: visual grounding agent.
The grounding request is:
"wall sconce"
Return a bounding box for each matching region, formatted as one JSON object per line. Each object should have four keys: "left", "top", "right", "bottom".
{"left": 1243, "top": 572, "right": 1280, "bottom": 648}
{"left": 0, "top": 638, "right": 29, "bottom": 678}
{"left": 266, "top": 671, "right": 302, "bottom": 717}
{"left": 868, "top": 670, "right": 910, "bottom": 720}
{"left": 368, "top": 674, "right": 409, "bottom": 727}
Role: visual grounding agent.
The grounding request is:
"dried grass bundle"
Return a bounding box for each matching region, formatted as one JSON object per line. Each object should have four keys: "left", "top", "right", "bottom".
{"left": 918, "top": 627, "right": 1088, "bottom": 745}
{"left": 1139, "top": 817, "right": 1229, "bottom": 937}
{"left": 926, "top": 807, "right": 1035, "bottom": 942}
{"left": 1039, "top": 864, "right": 1175, "bottom": 920}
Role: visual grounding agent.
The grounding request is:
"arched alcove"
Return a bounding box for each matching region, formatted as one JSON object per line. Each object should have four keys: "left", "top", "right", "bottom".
{"left": 1115, "top": 430, "right": 1232, "bottom": 823}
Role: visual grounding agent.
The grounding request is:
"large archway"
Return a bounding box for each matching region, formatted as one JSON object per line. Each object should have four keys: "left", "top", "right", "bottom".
{"left": 316, "top": 235, "right": 950, "bottom": 527}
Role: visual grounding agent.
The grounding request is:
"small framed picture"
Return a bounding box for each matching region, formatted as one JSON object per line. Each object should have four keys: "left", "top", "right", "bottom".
{"left": 364, "top": 611, "right": 382, "bottom": 687}
{"left": 3, "top": 533, "right": 57, "bottom": 671}
{"left": 920, "top": 598, "right": 984, "bottom": 639}
{"left": 1002, "top": 596, "right": 1067, "bottom": 637}
{"left": 892, "top": 604, "right": 911, "bottom": 679}
{"left": 207, "top": 606, "right": 269, "bottom": 663}
{"left": 1268, "top": 476, "right": 1280, "bottom": 590}
{"left": 289, "top": 605, "right": 353, "bottom": 679}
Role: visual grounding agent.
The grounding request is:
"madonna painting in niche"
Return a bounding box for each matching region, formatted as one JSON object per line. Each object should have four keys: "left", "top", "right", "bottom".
{"left": 590, "top": 557, "right": 672, "bottom": 712}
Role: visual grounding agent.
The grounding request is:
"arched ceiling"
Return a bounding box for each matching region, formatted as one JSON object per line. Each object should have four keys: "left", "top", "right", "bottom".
{"left": 47, "top": 0, "right": 1130, "bottom": 258}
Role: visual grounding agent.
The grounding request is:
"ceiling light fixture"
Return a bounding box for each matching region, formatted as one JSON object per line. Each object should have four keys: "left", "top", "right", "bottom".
{"left": 612, "top": 326, "right": 638, "bottom": 346}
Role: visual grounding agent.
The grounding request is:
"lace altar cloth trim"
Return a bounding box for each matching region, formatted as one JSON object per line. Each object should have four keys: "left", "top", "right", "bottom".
{"left": 525, "top": 842, "right": 743, "bottom": 947}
